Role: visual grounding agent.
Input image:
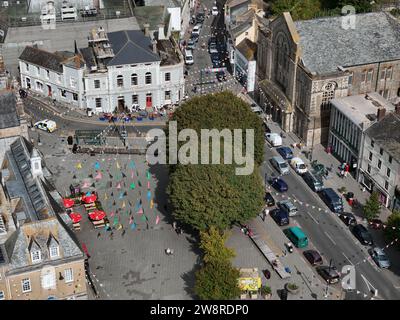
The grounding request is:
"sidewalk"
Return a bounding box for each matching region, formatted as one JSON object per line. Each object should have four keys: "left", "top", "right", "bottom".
{"left": 25, "top": 94, "right": 168, "bottom": 127}
{"left": 228, "top": 217, "right": 342, "bottom": 300}
{"left": 265, "top": 120, "right": 392, "bottom": 223}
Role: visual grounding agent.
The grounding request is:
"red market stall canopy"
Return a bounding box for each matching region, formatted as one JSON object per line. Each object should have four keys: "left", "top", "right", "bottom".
{"left": 82, "top": 194, "right": 97, "bottom": 204}
{"left": 69, "top": 212, "right": 82, "bottom": 224}
{"left": 63, "top": 198, "right": 75, "bottom": 209}
{"left": 88, "top": 210, "right": 106, "bottom": 221}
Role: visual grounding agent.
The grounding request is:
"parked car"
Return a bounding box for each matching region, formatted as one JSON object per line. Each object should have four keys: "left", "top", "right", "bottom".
{"left": 209, "top": 42, "right": 218, "bottom": 54}
{"left": 369, "top": 247, "right": 391, "bottom": 268}
{"left": 187, "top": 38, "right": 196, "bottom": 50}
{"left": 316, "top": 266, "right": 340, "bottom": 284}
{"left": 319, "top": 188, "right": 344, "bottom": 213}
{"left": 271, "top": 178, "right": 288, "bottom": 192}
{"left": 270, "top": 209, "right": 289, "bottom": 226}
{"left": 278, "top": 200, "right": 298, "bottom": 216}
{"left": 190, "top": 33, "right": 199, "bottom": 43}
{"left": 264, "top": 192, "right": 275, "bottom": 207}
{"left": 208, "top": 37, "right": 217, "bottom": 45}
{"left": 192, "top": 24, "right": 202, "bottom": 36}
{"left": 276, "top": 146, "right": 294, "bottom": 160}
{"left": 184, "top": 49, "right": 194, "bottom": 65}
{"left": 210, "top": 52, "right": 221, "bottom": 67}
{"left": 263, "top": 122, "right": 271, "bottom": 133}
{"left": 303, "top": 250, "right": 323, "bottom": 266}
{"left": 270, "top": 156, "right": 290, "bottom": 175}
{"left": 352, "top": 224, "right": 374, "bottom": 246}
{"left": 216, "top": 71, "right": 226, "bottom": 82}
{"left": 196, "top": 12, "right": 205, "bottom": 23}
{"left": 265, "top": 133, "right": 282, "bottom": 146}
{"left": 339, "top": 212, "right": 357, "bottom": 226}
{"left": 368, "top": 218, "right": 384, "bottom": 230}
{"left": 212, "top": 6, "right": 218, "bottom": 15}
{"left": 34, "top": 119, "right": 57, "bottom": 133}
{"left": 303, "top": 171, "right": 324, "bottom": 192}
{"left": 290, "top": 157, "right": 308, "bottom": 175}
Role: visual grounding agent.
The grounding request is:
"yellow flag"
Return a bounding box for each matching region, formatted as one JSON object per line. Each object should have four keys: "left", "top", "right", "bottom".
{"left": 150, "top": 199, "right": 154, "bottom": 209}
{"left": 122, "top": 201, "right": 126, "bottom": 208}
{"left": 104, "top": 193, "right": 108, "bottom": 200}
{"left": 76, "top": 163, "right": 82, "bottom": 169}
{"left": 116, "top": 162, "right": 120, "bottom": 169}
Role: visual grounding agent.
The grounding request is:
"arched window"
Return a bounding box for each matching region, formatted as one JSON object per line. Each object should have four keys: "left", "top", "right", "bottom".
{"left": 145, "top": 72, "right": 152, "bottom": 85}
{"left": 131, "top": 73, "right": 138, "bottom": 86}
{"left": 117, "top": 75, "right": 123, "bottom": 87}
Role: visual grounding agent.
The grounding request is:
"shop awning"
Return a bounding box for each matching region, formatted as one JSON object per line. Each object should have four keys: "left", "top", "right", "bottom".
{"left": 88, "top": 210, "right": 106, "bottom": 221}
{"left": 63, "top": 198, "right": 75, "bottom": 209}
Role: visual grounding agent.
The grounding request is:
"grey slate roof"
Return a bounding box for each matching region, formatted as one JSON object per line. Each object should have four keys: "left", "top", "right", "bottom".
{"left": 294, "top": 12, "right": 400, "bottom": 75}
{"left": 5, "top": 137, "right": 55, "bottom": 222}
{"left": 8, "top": 217, "right": 83, "bottom": 271}
{"left": 107, "top": 30, "right": 161, "bottom": 66}
{"left": 0, "top": 92, "right": 20, "bottom": 129}
{"left": 19, "top": 46, "right": 64, "bottom": 73}
{"left": 365, "top": 112, "right": 400, "bottom": 160}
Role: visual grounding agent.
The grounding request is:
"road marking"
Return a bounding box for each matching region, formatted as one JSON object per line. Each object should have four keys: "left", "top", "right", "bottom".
{"left": 324, "top": 231, "right": 337, "bottom": 245}
{"left": 306, "top": 211, "right": 319, "bottom": 224}
{"left": 393, "top": 285, "right": 400, "bottom": 289}
{"left": 342, "top": 252, "right": 354, "bottom": 265}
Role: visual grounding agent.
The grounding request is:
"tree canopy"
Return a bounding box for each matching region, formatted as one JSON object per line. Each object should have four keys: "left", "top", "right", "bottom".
{"left": 167, "top": 92, "right": 265, "bottom": 231}
{"left": 363, "top": 192, "right": 381, "bottom": 220}
{"left": 194, "top": 227, "right": 241, "bottom": 300}
{"left": 270, "top": 0, "right": 376, "bottom": 20}
{"left": 385, "top": 211, "right": 400, "bottom": 250}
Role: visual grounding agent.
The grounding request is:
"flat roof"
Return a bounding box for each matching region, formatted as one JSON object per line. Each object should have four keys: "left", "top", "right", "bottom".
{"left": 331, "top": 92, "right": 395, "bottom": 128}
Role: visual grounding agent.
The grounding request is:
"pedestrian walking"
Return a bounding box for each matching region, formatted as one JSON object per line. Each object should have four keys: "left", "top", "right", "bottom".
{"left": 340, "top": 169, "right": 344, "bottom": 178}
{"left": 344, "top": 163, "right": 350, "bottom": 177}
{"left": 97, "top": 232, "right": 101, "bottom": 238}
{"left": 172, "top": 221, "right": 177, "bottom": 230}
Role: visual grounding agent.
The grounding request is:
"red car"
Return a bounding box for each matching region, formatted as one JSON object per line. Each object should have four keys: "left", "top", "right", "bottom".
{"left": 369, "top": 219, "right": 384, "bottom": 230}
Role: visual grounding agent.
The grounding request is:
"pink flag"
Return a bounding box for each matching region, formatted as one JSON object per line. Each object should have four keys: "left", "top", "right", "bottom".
{"left": 110, "top": 211, "right": 114, "bottom": 217}
{"left": 82, "top": 181, "right": 90, "bottom": 188}
{"left": 147, "top": 181, "right": 150, "bottom": 189}
{"left": 117, "top": 182, "right": 121, "bottom": 189}
{"left": 156, "top": 215, "right": 160, "bottom": 225}
{"left": 131, "top": 170, "right": 134, "bottom": 179}
{"left": 137, "top": 207, "right": 143, "bottom": 214}
{"left": 129, "top": 216, "right": 133, "bottom": 224}
{"left": 95, "top": 171, "right": 102, "bottom": 180}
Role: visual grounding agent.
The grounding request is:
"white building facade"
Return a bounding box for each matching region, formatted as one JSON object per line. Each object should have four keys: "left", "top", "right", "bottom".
{"left": 19, "top": 29, "right": 185, "bottom": 113}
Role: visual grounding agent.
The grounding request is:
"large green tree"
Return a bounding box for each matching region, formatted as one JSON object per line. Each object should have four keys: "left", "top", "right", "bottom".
{"left": 194, "top": 227, "right": 241, "bottom": 300}
{"left": 167, "top": 92, "right": 265, "bottom": 231}
{"left": 384, "top": 211, "right": 400, "bottom": 250}
{"left": 270, "top": 0, "right": 322, "bottom": 20}
{"left": 363, "top": 191, "right": 381, "bottom": 220}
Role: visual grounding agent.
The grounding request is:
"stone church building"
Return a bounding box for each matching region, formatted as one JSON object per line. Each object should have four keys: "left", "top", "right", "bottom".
{"left": 255, "top": 11, "right": 400, "bottom": 146}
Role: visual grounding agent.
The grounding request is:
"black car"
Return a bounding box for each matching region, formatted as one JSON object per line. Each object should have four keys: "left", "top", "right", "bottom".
{"left": 316, "top": 266, "right": 340, "bottom": 284}
{"left": 303, "top": 250, "right": 323, "bottom": 266}
{"left": 208, "top": 37, "right": 217, "bottom": 46}
{"left": 339, "top": 212, "right": 357, "bottom": 226}
{"left": 262, "top": 122, "right": 271, "bottom": 133}
{"left": 216, "top": 71, "right": 226, "bottom": 82}
{"left": 190, "top": 33, "right": 199, "bottom": 43}
{"left": 264, "top": 192, "right": 275, "bottom": 207}
{"left": 210, "top": 52, "right": 221, "bottom": 67}
{"left": 196, "top": 13, "right": 205, "bottom": 23}
{"left": 270, "top": 209, "right": 289, "bottom": 226}
{"left": 352, "top": 224, "right": 373, "bottom": 245}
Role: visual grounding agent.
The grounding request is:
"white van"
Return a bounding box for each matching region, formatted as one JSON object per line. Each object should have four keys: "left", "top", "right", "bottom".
{"left": 185, "top": 49, "right": 194, "bottom": 65}
{"left": 265, "top": 132, "right": 282, "bottom": 147}
{"left": 290, "top": 157, "right": 308, "bottom": 174}
{"left": 192, "top": 24, "right": 202, "bottom": 36}
{"left": 34, "top": 119, "right": 57, "bottom": 133}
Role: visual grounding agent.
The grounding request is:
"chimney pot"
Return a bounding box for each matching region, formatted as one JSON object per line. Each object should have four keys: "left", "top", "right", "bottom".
{"left": 143, "top": 23, "right": 150, "bottom": 37}
{"left": 152, "top": 40, "right": 157, "bottom": 53}
{"left": 377, "top": 107, "right": 386, "bottom": 121}
{"left": 395, "top": 104, "right": 400, "bottom": 115}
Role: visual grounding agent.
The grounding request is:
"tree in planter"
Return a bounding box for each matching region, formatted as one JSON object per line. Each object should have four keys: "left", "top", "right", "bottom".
{"left": 338, "top": 186, "right": 347, "bottom": 194}
{"left": 384, "top": 211, "right": 400, "bottom": 250}
{"left": 194, "top": 227, "right": 240, "bottom": 300}
{"left": 363, "top": 192, "right": 381, "bottom": 220}
{"left": 260, "top": 285, "right": 272, "bottom": 298}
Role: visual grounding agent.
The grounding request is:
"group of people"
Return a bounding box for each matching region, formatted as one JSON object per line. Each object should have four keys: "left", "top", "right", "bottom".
{"left": 339, "top": 162, "right": 350, "bottom": 178}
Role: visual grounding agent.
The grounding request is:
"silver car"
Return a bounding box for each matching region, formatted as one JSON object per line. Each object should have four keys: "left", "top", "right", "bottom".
{"left": 369, "top": 247, "right": 390, "bottom": 268}
{"left": 278, "top": 200, "right": 298, "bottom": 216}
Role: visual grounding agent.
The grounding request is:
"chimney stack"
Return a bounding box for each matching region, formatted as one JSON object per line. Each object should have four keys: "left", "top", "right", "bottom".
{"left": 377, "top": 107, "right": 386, "bottom": 121}
{"left": 158, "top": 23, "right": 165, "bottom": 40}
{"left": 152, "top": 40, "right": 157, "bottom": 53}
{"left": 143, "top": 23, "right": 150, "bottom": 37}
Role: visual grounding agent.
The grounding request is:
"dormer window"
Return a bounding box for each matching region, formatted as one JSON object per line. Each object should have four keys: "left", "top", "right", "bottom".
{"left": 49, "top": 246, "right": 59, "bottom": 258}
{"left": 31, "top": 250, "right": 42, "bottom": 263}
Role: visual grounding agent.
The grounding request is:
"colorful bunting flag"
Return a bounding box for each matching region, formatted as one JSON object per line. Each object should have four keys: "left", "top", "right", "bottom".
{"left": 155, "top": 215, "right": 160, "bottom": 225}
